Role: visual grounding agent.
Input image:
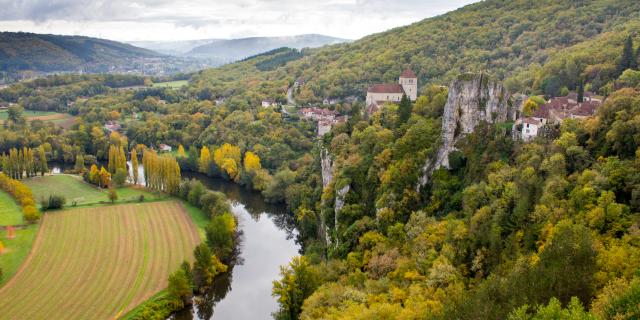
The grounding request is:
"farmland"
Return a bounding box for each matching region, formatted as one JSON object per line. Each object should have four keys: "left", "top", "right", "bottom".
{"left": 0, "top": 226, "right": 38, "bottom": 287}
{"left": 0, "top": 201, "right": 200, "bottom": 319}
{"left": 0, "top": 109, "right": 72, "bottom": 121}
{"left": 151, "top": 80, "right": 188, "bottom": 88}
{"left": 24, "top": 175, "right": 165, "bottom": 207}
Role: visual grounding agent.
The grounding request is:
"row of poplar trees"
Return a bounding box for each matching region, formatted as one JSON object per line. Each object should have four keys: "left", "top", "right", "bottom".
{"left": 142, "top": 149, "right": 181, "bottom": 194}
{"left": 0, "top": 146, "right": 48, "bottom": 179}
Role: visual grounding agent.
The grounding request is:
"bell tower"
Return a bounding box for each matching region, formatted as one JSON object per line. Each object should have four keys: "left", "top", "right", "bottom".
{"left": 399, "top": 69, "right": 418, "bottom": 101}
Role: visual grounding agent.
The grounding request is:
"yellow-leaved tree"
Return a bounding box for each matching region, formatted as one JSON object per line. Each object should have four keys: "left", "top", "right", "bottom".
{"left": 213, "top": 143, "right": 241, "bottom": 181}
{"left": 199, "top": 146, "right": 212, "bottom": 173}
{"left": 244, "top": 151, "right": 262, "bottom": 173}
{"left": 177, "top": 145, "right": 187, "bottom": 158}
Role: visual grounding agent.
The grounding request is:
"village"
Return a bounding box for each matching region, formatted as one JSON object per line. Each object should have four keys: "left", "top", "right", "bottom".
{"left": 290, "top": 67, "right": 603, "bottom": 141}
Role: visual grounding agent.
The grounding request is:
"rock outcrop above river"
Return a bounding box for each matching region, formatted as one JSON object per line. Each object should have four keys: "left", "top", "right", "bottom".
{"left": 419, "top": 73, "right": 518, "bottom": 186}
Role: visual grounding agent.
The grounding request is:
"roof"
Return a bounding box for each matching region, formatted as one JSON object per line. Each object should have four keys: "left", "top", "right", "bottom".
{"left": 400, "top": 69, "right": 417, "bottom": 78}
{"left": 522, "top": 117, "right": 540, "bottom": 125}
{"left": 367, "top": 84, "right": 405, "bottom": 94}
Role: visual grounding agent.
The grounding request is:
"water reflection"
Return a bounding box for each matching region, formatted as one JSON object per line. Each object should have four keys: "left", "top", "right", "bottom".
{"left": 178, "top": 173, "right": 300, "bottom": 320}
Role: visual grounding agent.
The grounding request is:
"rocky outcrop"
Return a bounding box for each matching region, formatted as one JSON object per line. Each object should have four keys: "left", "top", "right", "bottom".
{"left": 320, "top": 146, "right": 333, "bottom": 189}
{"left": 419, "top": 73, "right": 516, "bottom": 186}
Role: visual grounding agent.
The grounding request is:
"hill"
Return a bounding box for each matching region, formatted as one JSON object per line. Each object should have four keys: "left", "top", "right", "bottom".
{"left": 188, "top": 0, "right": 640, "bottom": 105}
{"left": 0, "top": 32, "right": 163, "bottom": 73}
{"left": 129, "top": 39, "right": 221, "bottom": 56}
{"left": 185, "top": 34, "right": 350, "bottom": 63}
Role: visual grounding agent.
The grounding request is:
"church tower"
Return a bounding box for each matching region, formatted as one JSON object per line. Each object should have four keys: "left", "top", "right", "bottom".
{"left": 399, "top": 69, "right": 418, "bottom": 101}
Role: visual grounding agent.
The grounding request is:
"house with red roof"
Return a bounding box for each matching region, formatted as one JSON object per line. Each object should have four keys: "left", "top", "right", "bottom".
{"left": 365, "top": 69, "right": 418, "bottom": 115}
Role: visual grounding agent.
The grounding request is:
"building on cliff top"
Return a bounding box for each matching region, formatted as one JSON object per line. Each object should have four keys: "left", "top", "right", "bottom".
{"left": 366, "top": 69, "right": 417, "bottom": 114}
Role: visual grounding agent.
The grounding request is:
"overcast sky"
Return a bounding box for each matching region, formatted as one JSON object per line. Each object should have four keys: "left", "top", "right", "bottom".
{"left": 0, "top": 0, "right": 479, "bottom": 42}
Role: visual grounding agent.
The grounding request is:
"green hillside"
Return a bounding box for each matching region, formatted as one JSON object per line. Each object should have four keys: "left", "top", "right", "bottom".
{"left": 0, "top": 32, "right": 161, "bottom": 73}
{"left": 189, "top": 0, "right": 640, "bottom": 106}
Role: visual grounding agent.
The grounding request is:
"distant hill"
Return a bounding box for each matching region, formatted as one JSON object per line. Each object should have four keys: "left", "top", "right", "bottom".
{"left": 184, "top": 34, "right": 350, "bottom": 63}
{"left": 189, "top": 0, "right": 640, "bottom": 104}
{"left": 128, "top": 39, "right": 221, "bottom": 56}
{"left": 0, "top": 32, "right": 162, "bottom": 74}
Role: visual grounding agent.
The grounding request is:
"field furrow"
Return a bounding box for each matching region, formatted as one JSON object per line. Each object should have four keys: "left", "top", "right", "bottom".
{"left": 0, "top": 201, "right": 200, "bottom": 320}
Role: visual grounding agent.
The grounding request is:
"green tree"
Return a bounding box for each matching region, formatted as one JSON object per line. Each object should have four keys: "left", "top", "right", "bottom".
{"left": 37, "top": 146, "right": 47, "bottom": 176}
{"left": 397, "top": 94, "right": 412, "bottom": 125}
{"left": 192, "top": 243, "right": 225, "bottom": 291}
{"left": 74, "top": 154, "right": 85, "bottom": 173}
{"left": 205, "top": 212, "right": 236, "bottom": 262}
{"left": 617, "top": 35, "right": 636, "bottom": 76}
{"left": 272, "top": 256, "right": 320, "bottom": 320}
{"left": 7, "top": 105, "right": 25, "bottom": 125}
{"left": 577, "top": 80, "right": 584, "bottom": 103}
{"left": 113, "top": 168, "right": 127, "bottom": 186}
{"left": 508, "top": 297, "right": 596, "bottom": 320}
{"left": 168, "top": 268, "right": 193, "bottom": 307}
{"left": 108, "top": 187, "right": 118, "bottom": 203}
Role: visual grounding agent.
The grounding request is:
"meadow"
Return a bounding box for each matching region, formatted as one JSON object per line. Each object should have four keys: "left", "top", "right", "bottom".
{"left": 24, "top": 175, "right": 165, "bottom": 207}
{"left": 0, "top": 226, "right": 38, "bottom": 287}
{"left": 0, "top": 191, "right": 22, "bottom": 225}
{"left": 0, "top": 110, "right": 77, "bottom": 128}
{"left": 0, "top": 201, "right": 200, "bottom": 319}
{"left": 151, "top": 80, "right": 188, "bottom": 89}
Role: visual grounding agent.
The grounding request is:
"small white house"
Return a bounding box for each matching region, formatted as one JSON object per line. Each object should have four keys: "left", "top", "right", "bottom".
{"left": 158, "top": 144, "right": 172, "bottom": 152}
{"left": 521, "top": 118, "right": 540, "bottom": 141}
{"left": 261, "top": 100, "right": 275, "bottom": 108}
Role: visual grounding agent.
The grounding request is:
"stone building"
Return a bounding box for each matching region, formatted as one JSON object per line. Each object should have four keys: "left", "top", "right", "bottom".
{"left": 365, "top": 69, "right": 418, "bottom": 113}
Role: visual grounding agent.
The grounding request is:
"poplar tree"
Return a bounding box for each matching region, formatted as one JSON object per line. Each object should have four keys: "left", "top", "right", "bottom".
{"left": 74, "top": 155, "right": 85, "bottom": 173}
{"left": 131, "top": 148, "right": 139, "bottom": 185}
{"left": 199, "top": 146, "right": 211, "bottom": 174}
{"left": 38, "top": 146, "right": 48, "bottom": 176}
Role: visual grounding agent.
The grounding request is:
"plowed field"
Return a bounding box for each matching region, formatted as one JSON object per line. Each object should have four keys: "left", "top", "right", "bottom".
{"left": 0, "top": 201, "right": 200, "bottom": 319}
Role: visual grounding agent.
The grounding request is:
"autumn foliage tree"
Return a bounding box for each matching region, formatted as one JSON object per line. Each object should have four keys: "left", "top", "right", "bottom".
{"left": 131, "top": 148, "right": 139, "bottom": 185}
{"left": 142, "top": 149, "right": 181, "bottom": 194}
{"left": 0, "top": 172, "right": 40, "bottom": 223}
{"left": 199, "top": 146, "right": 212, "bottom": 174}
{"left": 213, "top": 143, "right": 241, "bottom": 181}
{"left": 107, "top": 144, "right": 127, "bottom": 174}
{"left": 1, "top": 147, "right": 41, "bottom": 179}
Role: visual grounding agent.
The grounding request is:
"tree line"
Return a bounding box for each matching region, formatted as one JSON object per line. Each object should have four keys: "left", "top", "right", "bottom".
{"left": 0, "top": 147, "right": 48, "bottom": 179}
{"left": 0, "top": 173, "right": 39, "bottom": 223}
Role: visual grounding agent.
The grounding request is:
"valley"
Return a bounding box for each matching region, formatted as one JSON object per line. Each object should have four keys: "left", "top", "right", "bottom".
{"left": 1, "top": 0, "right": 640, "bottom": 319}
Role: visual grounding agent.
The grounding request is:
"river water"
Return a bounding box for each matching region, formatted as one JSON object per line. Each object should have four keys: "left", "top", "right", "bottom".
{"left": 176, "top": 173, "right": 299, "bottom": 320}
{"left": 50, "top": 164, "right": 300, "bottom": 320}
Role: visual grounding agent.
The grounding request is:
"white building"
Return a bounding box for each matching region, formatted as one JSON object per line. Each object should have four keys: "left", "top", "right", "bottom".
{"left": 261, "top": 99, "right": 275, "bottom": 108}
{"left": 520, "top": 117, "right": 541, "bottom": 141}
{"left": 158, "top": 144, "right": 172, "bottom": 152}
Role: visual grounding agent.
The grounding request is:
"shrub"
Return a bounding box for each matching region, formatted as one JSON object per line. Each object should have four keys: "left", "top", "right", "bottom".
{"left": 41, "top": 194, "right": 66, "bottom": 210}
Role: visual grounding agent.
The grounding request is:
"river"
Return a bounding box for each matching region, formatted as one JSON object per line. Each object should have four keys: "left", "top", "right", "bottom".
{"left": 50, "top": 164, "right": 300, "bottom": 319}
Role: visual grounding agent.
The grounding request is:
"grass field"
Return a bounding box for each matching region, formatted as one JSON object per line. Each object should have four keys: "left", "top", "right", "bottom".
{"left": 151, "top": 80, "right": 188, "bottom": 89}
{"left": 24, "top": 175, "right": 165, "bottom": 207}
{"left": 0, "top": 225, "right": 38, "bottom": 287}
{"left": 0, "top": 191, "right": 22, "bottom": 226}
{"left": 0, "top": 201, "right": 201, "bottom": 319}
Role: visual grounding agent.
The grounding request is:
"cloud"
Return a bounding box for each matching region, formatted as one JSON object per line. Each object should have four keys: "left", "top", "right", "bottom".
{"left": 0, "top": 0, "right": 478, "bottom": 41}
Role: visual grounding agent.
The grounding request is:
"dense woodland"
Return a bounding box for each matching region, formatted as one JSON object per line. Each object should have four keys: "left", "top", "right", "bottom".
{"left": 2, "top": 0, "right": 640, "bottom": 319}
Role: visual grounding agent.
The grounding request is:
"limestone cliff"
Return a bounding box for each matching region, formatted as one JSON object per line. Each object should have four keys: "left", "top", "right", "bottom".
{"left": 320, "top": 146, "right": 333, "bottom": 189}
{"left": 419, "top": 73, "right": 517, "bottom": 186}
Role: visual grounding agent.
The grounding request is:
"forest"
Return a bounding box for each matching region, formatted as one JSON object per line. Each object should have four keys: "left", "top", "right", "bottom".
{"left": 1, "top": 0, "right": 640, "bottom": 319}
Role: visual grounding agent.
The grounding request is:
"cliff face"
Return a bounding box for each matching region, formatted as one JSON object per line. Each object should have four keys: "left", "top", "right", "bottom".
{"left": 419, "top": 73, "right": 517, "bottom": 186}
